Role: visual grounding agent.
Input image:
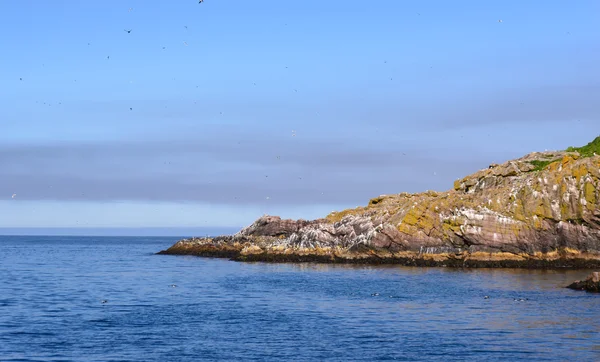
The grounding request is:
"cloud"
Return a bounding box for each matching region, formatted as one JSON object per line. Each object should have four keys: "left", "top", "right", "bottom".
{"left": 435, "top": 84, "right": 600, "bottom": 129}
{"left": 363, "top": 84, "right": 600, "bottom": 130}
{"left": 0, "top": 135, "right": 489, "bottom": 206}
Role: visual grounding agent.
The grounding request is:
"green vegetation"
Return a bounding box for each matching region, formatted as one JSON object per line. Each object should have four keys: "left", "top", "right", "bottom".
{"left": 528, "top": 159, "right": 558, "bottom": 172}
{"left": 566, "top": 136, "right": 600, "bottom": 157}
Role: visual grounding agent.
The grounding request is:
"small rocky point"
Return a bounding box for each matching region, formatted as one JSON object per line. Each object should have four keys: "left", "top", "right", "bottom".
{"left": 567, "top": 272, "right": 600, "bottom": 292}
{"left": 159, "top": 137, "right": 600, "bottom": 268}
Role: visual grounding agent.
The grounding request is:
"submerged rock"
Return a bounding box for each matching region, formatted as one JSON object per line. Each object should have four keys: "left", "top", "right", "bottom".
{"left": 567, "top": 272, "right": 600, "bottom": 292}
{"left": 159, "top": 137, "right": 600, "bottom": 268}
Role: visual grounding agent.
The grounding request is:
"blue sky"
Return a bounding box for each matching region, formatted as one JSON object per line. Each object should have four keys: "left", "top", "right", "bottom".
{"left": 1, "top": 0, "right": 599, "bottom": 233}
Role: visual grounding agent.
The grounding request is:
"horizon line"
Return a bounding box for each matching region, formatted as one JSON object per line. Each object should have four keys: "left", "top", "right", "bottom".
{"left": 0, "top": 226, "right": 242, "bottom": 237}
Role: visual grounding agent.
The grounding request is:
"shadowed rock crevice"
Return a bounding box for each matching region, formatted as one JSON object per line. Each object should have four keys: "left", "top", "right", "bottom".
{"left": 159, "top": 138, "right": 600, "bottom": 268}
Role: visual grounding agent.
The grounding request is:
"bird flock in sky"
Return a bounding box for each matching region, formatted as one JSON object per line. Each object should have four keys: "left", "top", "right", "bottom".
{"left": 10, "top": 1, "right": 512, "bottom": 203}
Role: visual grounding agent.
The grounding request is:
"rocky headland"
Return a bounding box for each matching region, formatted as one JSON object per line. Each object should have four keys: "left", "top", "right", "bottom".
{"left": 158, "top": 137, "right": 600, "bottom": 268}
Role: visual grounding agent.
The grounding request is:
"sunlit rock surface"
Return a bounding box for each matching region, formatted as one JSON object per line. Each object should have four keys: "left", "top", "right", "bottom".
{"left": 159, "top": 138, "right": 600, "bottom": 268}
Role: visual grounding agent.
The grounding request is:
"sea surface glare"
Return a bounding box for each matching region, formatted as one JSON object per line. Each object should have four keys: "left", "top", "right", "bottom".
{"left": 1, "top": 236, "right": 599, "bottom": 361}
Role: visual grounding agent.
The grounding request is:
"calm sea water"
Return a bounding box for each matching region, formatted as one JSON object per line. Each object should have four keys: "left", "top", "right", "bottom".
{"left": 1, "top": 236, "right": 599, "bottom": 361}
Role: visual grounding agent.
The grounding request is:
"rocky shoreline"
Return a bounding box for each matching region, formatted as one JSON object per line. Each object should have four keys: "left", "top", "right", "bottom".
{"left": 158, "top": 137, "right": 600, "bottom": 270}
{"left": 157, "top": 239, "right": 600, "bottom": 269}
{"left": 157, "top": 218, "right": 600, "bottom": 269}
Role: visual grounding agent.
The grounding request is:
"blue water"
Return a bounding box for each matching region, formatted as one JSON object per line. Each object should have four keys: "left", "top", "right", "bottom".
{"left": 1, "top": 236, "right": 599, "bottom": 361}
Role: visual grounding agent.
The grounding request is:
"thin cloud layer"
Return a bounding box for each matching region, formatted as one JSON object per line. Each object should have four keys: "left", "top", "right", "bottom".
{"left": 1, "top": 135, "right": 491, "bottom": 206}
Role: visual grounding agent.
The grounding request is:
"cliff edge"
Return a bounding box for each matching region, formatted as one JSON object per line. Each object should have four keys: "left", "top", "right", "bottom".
{"left": 158, "top": 137, "right": 600, "bottom": 268}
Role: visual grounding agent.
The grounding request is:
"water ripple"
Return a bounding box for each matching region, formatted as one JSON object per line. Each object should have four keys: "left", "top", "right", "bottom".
{"left": 1, "top": 235, "right": 599, "bottom": 361}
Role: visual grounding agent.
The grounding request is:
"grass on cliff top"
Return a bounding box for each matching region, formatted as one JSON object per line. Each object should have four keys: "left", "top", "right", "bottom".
{"left": 525, "top": 136, "right": 600, "bottom": 171}
{"left": 528, "top": 159, "right": 557, "bottom": 171}
{"left": 566, "top": 136, "right": 600, "bottom": 157}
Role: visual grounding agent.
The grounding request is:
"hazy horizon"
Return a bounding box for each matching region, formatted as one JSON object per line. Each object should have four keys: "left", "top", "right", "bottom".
{"left": 0, "top": 226, "right": 241, "bottom": 237}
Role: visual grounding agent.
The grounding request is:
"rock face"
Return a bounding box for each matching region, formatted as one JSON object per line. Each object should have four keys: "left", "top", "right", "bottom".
{"left": 567, "top": 272, "right": 600, "bottom": 292}
{"left": 159, "top": 138, "right": 600, "bottom": 268}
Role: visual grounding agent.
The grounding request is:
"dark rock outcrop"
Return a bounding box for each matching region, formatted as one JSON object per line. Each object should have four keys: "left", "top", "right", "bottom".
{"left": 567, "top": 272, "right": 600, "bottom": 292}
{"left": 158, "top": 138, "right": 600, "bottom": 268}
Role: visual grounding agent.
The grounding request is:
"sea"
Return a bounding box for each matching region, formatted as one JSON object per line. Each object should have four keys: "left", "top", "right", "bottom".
{"left": 1, "top": 235, "right": 599, "bottom": 361}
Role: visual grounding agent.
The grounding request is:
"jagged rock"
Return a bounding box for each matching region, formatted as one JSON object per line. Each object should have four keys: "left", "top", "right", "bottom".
{"left": 237, "top": 215, "right": 320, "bottom": 238}
{"left": 567, "top": 272, "right": 600, "bottom": 292}
{"left": 159, "top": 137, "right": 600, "bottom": 267}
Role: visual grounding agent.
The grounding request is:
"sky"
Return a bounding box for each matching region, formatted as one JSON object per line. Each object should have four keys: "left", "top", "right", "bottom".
{"left": 0, "top": 0, "right": 599, "bottom": 233}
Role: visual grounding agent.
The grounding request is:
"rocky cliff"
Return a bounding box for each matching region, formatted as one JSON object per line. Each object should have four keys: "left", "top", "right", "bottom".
{"left": 159, "top": 137, "right": 600, "bottom": 268}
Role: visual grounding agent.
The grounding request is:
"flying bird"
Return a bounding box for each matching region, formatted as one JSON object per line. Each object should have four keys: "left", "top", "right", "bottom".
{"left": 124, "top": 29, "right": 132, "bottom": 33}
{"left": 11, "top": 194, "right": 16, "bottom": 199}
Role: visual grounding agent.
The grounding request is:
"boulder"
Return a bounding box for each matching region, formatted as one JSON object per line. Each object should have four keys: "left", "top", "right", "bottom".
{"left": 567, "top": 272, "right": 600, "bottom": 292}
